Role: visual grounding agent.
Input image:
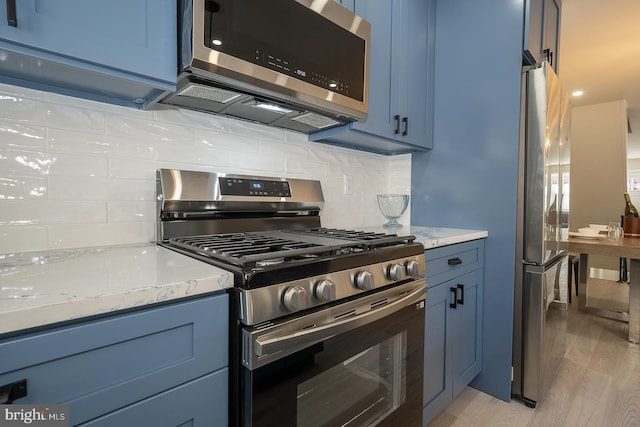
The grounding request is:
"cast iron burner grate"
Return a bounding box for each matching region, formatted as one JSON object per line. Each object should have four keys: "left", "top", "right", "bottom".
{"left": 291, "top": 227, "right": 416, "bottom": 246}
{"left": 165, "top": 228, "right": 415, "bottom": 269}
{"left": 168, "top": 233, "right": 345, "bottom": 267}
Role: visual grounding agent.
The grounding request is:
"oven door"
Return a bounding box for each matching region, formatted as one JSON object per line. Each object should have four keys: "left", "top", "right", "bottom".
{"left": 240, "top": 280, "right": 426, "bottom": 427}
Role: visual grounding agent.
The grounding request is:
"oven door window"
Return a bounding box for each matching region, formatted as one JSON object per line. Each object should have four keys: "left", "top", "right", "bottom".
{"left": 243, "top": 301, "right": 424, "bottom": 427}
{"left": 297, "top": 332, "right": 406, "bottom": 427}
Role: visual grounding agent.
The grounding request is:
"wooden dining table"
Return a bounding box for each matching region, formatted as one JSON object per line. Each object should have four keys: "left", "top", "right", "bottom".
{"left": 567, "top": 236, "right": 640, "bottom": 344}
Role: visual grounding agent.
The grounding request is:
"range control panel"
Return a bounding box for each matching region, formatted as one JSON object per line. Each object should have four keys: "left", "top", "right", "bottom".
{"left": 219, "top": 177, "right": 292, "bottom": 197}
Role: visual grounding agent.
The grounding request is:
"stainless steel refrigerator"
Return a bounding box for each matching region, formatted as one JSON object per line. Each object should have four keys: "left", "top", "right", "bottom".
{"left": 512, "top": 61, "right": 571, "bottom": 408}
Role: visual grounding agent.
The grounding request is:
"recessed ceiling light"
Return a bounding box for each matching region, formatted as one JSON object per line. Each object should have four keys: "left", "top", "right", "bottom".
{"left": 212, "top": 39, "right": 222, "bottom": 46}
{"left": 572, "top": 90, "right": 584, "bottom": 97}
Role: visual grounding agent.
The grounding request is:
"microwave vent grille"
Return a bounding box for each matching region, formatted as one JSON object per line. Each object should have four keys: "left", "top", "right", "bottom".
{"left": 292, "top": 112, "right": 341, "bottom": 129}
{"left": 176, "top": 84, "right": 242, "bottom": 104}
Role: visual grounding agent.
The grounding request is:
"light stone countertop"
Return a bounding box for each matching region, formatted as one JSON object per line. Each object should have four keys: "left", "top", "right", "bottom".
{"left": 361, "top": 225, "right": 488, "bottom": 249}
{"left": 0, "top": 243, "right": 233, "bottom": 336}
{"left": 409, "top": 226, "right": 488, "bottom": 249}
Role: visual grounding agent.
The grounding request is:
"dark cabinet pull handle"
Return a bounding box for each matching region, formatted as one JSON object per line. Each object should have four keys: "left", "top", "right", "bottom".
{"left": 448, "top": 257, "right": 462, "bottom": 266}
{"left": 457, "top": 284, "right": 464, "bottom": 305}
{"left": 449, "top": 287, "right": 457, "bottom": 309}
{"left": 394, "top": 115, "right": 400, "bottom": 134}
{"left": 0, "top": 379, "right": 27, "bottom": 404}
{"left": 402, "top": 117, "right": 408, "bottom": 136}
{"left": 6, "top": 0, "right": 16, "bottom": 27}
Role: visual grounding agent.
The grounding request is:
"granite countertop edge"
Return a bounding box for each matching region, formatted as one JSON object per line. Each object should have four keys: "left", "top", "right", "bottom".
{"left": 408, "top": 226, "right": 489, "bottom": 249}
{"left": 360, "top": 225, "right": 488, "bottom": 249}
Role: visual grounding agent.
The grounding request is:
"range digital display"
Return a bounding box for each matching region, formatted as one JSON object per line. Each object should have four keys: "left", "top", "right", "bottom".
{"left": 219, "top": 177, "right": 291, "bottom": 197}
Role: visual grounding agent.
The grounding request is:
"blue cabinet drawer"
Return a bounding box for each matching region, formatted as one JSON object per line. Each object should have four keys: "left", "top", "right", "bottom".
{"left": 0, "top": 294, "right": 228, "bottom": 426}
{"left": 78, "top": 369, "right": 228, "bottom": 427}
{"left": 425, "top": 239, "right": 484, "bottom": 286}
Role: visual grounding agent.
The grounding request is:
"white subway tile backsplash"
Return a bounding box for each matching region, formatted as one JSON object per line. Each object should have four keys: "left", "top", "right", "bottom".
{"left": 105, "top": 112, "right": 195, "bottom": 143}
{"left": 152, "top": 104, "right": 230, "bottom": 133}
{"left": 346, "top": 151, "right": 390, "bottom": 170}
{"left": 0, "top": 83, "right": 45, "bottom": 101}
{"left": 155, "top": 139, "right": 227, "bottom": 167}
{"left": 0, "top": 226, "right": 48, "bottom": 253}
{"left": 307, "top": 146, "right": 348, "bottom": 165}
{"left": 0, "top": 83, "right": 411, "bottom": 252}
{"left": 0, "top": 176, "right": 47, "bottom": 200}
{"left": 0, "top": 121, "right": 46, "bottom": 149}
{"left": 48, "top": 128, "right": 155, "bottom": 159}
{"left": 0, "top": 95, "right": 105, "bottom": 132}
{"left": 284, "top": 130, "right": 312, "bottom": 145}
{"left": 47, "top": 222, "right": 154, "bottom": 249}
{"left": 227, "top": 151, "right": 286, "bottom": 173}
{"left": 260, "top": 137, "right": 309, "bottom": 158}
{"left": 196, "top": 130, "right": 259, "bottom": 154}
{"left": 48, "top": 176, "right": 154, "bottom": 201}
{"left": 285, "top": 156, "right": 329, "bottom": 177}
{"left": 42, "top": 93, "right": 153, "bottom": 120}
{"left": 108, "top": 201, "right": 156, "bottom": 222}
{"left": 48, "top": 152, "right": 109, "bottom": 177}
{"left": 0, "top": 149, "right": 58, "bottom": 176}
{"left": 0, "top": 201, "right": 107, "bottom": 225}
{"left": 105, "top": 179, "right": 155, "bottom": 201}
{"left": 108, "top": 157, "right": 159, "bottom": 180}
{"left": 228, "top": 118, "right": 286, "bottom": 141}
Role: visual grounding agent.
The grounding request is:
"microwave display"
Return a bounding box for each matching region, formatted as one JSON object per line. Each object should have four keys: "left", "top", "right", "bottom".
{"left": 203, "top": 0, "right": 366, "bottom": 102}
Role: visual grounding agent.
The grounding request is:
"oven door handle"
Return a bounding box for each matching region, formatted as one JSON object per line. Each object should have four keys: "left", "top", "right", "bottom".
{"left": 254, "top": 282, "right": 426, "bottom": 358}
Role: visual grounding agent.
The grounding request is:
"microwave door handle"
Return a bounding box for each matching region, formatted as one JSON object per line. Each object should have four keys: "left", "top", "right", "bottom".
{"left": 254, "top": 282, "right": 426, "bottom": 357}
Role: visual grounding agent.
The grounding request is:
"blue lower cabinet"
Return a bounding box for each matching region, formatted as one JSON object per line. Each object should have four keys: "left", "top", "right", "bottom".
{"left": 423, "top": 282, "right": 451, "bottom": 420}
{"left": 78, "top": 369, "right": 228, "bottom": 427}
{"left": 0, "top": 294, "right": 228, "bottom": 426}
{"left": 423, "top": 241, "right": 484, "bottom": 425}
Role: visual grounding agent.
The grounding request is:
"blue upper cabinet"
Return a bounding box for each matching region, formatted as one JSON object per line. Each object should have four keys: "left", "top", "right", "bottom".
{"left": 0, "top": 0, "right": 176, "bottom": 108}
{"left": 310, "top": 0, "right": 435, "bottom": 155}
{"left": 523, "top": 0, "right": 561, "bottom": 72}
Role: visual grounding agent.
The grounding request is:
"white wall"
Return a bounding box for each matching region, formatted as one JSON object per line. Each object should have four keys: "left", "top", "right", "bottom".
{"left": 570, "top": 99, "right": 628, "bottom": 229}
{"left": 0, "top": 84, "right": 411, "bottom": 254}
{"left": 570, "top": 99, "right": 628, "bottom": 271}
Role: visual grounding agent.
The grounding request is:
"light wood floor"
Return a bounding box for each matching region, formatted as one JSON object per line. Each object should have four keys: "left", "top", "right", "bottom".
{"left": 428, "top": 277, "right": 640, "bottom": 427}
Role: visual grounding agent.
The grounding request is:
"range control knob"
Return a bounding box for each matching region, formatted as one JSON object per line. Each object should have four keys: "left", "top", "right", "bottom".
{"left": 387, "top": 263, "right": 406, "bottom": 281}
{"left": 282, "top": 286, "right": 308, "bottom": 312}
{"left": 405, "top": 260, "right": 422, "bottom": 278}
{"left": 314, "top": 279, "right": 337, "bottom": 303}
{"left": 354, "top": 271, "right": 374, "bottom": 291}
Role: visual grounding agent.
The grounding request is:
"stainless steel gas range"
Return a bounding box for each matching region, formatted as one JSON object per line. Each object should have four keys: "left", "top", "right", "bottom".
{"left": 156, "top": 169, "right": 426, "bottom": 427}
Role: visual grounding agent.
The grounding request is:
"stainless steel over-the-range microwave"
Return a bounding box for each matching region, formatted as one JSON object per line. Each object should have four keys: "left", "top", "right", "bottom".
{"left": 162, "top": 0, "right": 371, "bottom": 133}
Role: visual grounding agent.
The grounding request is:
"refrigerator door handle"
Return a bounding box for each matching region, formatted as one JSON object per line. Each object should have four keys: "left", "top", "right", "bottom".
{"left": 524, "top": 250, "right": 567, "bottom": 270}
